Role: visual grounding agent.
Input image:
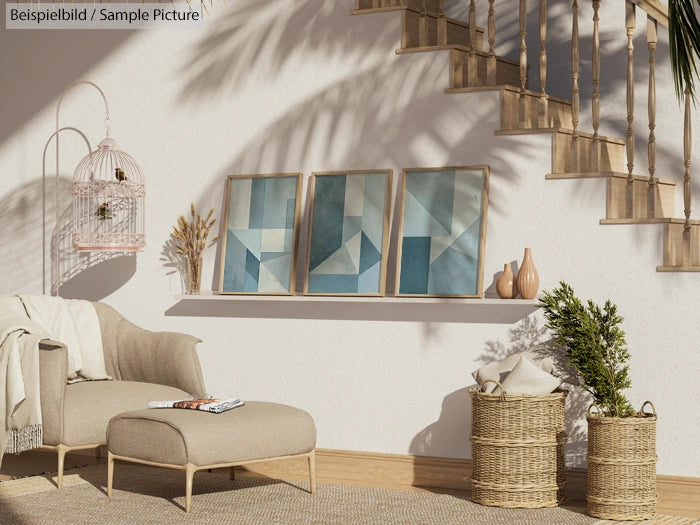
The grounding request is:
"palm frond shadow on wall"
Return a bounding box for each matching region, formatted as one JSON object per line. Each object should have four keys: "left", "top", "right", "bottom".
{"left": 169, "top": 2, "right": 530, "bottom": 299}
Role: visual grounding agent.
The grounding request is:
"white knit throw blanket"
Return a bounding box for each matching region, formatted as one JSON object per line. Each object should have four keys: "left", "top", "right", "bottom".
{"left": 0, "top": 297, "right": 47, "bottom": 466}
{"left": 18, "top": 295, "right": 111, "bottom": 383}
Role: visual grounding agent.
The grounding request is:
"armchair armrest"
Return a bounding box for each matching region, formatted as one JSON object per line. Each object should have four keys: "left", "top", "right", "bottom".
{"left": 39, "top": 340, "right": 68, "bottom": 446}
{"left": 116, "top": 322, "right": 208, "bottom": 398}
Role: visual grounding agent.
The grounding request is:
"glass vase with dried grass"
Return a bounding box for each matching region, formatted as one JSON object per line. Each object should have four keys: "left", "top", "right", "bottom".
{"left": 171, "top": 203, "right": 219, "bottom": 294}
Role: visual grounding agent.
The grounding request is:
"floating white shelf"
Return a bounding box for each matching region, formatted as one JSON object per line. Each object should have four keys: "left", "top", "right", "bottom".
{"left": 175, "top": 292, "right": 534, "bottom": 303}
{"left": 169, "top": 292, "right": 540, "bottom": 324}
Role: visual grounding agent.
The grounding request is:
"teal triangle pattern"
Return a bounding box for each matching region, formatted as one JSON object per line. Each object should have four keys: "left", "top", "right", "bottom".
{"left": 310, "top": 244, "right": 357, "bottom": 275}
{"left": 342, "top": 216, "right": 363, "bottom": 244}
{"left": 359, "top": 232, "right": 381, "bottom": 274}
{"left": 261, "top": 253, "right": 292, "bottom": 290}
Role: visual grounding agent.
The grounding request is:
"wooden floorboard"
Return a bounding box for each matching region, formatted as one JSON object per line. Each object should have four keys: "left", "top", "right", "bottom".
{"left": 3, "top": 448, "right": 697, "bottom": 518}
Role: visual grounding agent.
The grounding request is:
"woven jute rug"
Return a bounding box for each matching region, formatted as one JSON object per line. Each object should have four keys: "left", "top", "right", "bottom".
{"left": 0, "top": 464, "right": 696, "bottom": 525}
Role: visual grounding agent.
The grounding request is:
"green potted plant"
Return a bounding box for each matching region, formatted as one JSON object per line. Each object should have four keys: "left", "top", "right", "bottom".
{"left": 539, "top": 281, "right": 657, "bottom": 521}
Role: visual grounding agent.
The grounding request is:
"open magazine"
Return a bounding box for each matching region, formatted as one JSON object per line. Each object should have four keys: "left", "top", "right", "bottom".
{"left": 147, "top": 398, "right": 245, "bottom": 414}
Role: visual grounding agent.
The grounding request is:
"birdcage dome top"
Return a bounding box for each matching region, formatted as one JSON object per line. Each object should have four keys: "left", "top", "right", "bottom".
{"left": 73, "top": 134, "right": 144, "bottom": 185}
{"left": 97, "top": 135, "right": 119, "bottom": 150}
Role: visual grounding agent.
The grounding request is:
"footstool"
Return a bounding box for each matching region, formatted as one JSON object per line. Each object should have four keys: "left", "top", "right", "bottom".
{"left": 106, "top": 401, "right": 316, "bottom": 512}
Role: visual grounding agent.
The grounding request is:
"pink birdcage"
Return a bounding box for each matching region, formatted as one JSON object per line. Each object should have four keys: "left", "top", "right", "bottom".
{"left": 72, "top": 133, "right": 145, "bottom": 252}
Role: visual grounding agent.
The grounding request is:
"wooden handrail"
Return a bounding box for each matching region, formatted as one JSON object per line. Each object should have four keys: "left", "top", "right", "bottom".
{"left": 629, "top": 0, "right": 668, "bottom": 27}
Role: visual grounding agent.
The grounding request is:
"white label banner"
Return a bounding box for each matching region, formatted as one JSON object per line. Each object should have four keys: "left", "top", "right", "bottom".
{"left": 6, "top": 2, "right": 204, "bottom": 29}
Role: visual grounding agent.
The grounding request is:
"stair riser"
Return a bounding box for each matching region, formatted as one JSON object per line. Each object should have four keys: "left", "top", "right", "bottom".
{"left": 500, "top": 89, "right": 572, "bottom": 130}
{"left": 551, "top": 133, "right": 626, "bottom": 173}
{"left": 402, "top": 10, "right": 483, "bottom": 50}
{"left": 607, "top": 178, "right": 675, "bottom": 220}
{"left": 451, "top": 50, "right": 518, "bottom": 90}
{"left": 664, "top": 223, "right": 700, "bottom": 267}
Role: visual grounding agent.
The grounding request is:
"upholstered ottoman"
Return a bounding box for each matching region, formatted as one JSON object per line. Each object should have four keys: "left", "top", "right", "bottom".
{"left": 106, "top": 401, "right": 316, "bottom": 512}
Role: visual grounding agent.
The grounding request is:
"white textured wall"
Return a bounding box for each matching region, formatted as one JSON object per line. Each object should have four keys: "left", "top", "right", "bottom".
{"left": 1, "top": 0, "right": 698, "bottom": 477}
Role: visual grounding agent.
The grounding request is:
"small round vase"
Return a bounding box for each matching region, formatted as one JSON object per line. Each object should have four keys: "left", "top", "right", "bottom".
{"left": 496, "top": 263, "right": 516, "bottom": 299}
{"left": 516, "top": 248, "right": 539, "bottom": 299}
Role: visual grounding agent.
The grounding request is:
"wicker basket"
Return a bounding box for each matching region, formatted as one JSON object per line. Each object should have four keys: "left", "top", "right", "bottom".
{"left": 586, "top": 401, "right": 657, "bottom": 521}
{"left": 469, "top": 380, "right": 568, "bottom": 508}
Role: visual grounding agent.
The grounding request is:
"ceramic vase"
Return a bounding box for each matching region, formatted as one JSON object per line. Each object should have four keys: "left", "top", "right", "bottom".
{"left": 516, "top": 248, "right": 539, "bottom": 299}
{"left": 496, "top": 263, "right": 517, "bottom": 299}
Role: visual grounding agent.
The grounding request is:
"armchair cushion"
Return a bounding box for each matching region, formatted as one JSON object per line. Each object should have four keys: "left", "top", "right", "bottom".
{"left": 53, "top": 381, "right": 191, "bottom": 447}
{"left": 93, "top": 303, "right": 206, "bottom": 398}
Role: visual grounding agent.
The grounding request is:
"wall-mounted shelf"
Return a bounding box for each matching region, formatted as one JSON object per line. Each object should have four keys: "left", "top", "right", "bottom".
{"left": 167, "top": 292, "right": 539, "bottom": 324}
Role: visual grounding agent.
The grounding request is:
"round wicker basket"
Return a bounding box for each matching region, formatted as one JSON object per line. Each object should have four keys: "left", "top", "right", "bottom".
{"left": 469, "top": 381, "right": 568, "bottom": 508}
{"left": 586, "top": 401, "right": 657, "bottom": 520}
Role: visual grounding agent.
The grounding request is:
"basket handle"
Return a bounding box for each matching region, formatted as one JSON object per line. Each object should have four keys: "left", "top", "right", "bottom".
{"left": 478, "top": 379, "right": 507, "bottom": 400}
{"left": 587, "top": 404, "right": 603, "bottom": 421}
{"left": 638, "top": 400, "right": 657, "bottom": 417}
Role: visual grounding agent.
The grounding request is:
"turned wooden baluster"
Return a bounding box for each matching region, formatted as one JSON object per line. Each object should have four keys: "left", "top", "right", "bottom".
{"left": 419, "top": 0, "right": 428, "bottom": 47}
{"left": 519, "top": 0, "right": 528, "bottom": 126}
{"left": 647, "top": 16, "right": 658, "bottom": 217}
{"left": 468, "top": 0, "right": 477, "bottom": 86}
{"left": 625, "top": 0, "right": 636, "bottom": 217}
{"left": 591, "top": 0, "right": 601, "bottom": 171}
{"left": 683, "top": 85, "right": 692, "bottom": 234}
{"left": 538, "top": 0, "right": 548, "bottom": 127}
{"left": 571, "top": 0, "right": 580, "bottom": 171}
{"left": 487, "top": 0, "right": 496, "bottom": 85}
{"left": 438, "top": 0, "right": 447, "bottom": 46}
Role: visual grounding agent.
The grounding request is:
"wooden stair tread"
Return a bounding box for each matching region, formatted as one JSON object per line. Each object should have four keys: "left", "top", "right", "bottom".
{"left": 397, "top": 46, "right": 515, "bottom": 65}
{"left": 350, "top": 6, "right": 408, "bottom": 15}
{"left": 398, "top": 47, "right": 518, "bottom": 66}
{"left": 352, "top": 6, "right": 485, "bottom": 33}
{"left": 657, "top": 265, "right": 700, "bottom": 272}
{"left": 446, "top": 85, "right": 571, "bottom": 106}
{"left": 397, "top": 44, "right": 470, "bottom": 54}
{"left": 497, "top": 127, "right": 625, "bottom": 145}
{"left": 547, "top": 172, "right": 675, "bottom": 186}
{"left": 601, "top": 218, "right": 700, "bottom": 225}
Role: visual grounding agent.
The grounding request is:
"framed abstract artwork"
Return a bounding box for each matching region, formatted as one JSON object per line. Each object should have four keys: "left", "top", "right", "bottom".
{"left": 304, "top": 170, "right": 393, "bottom": 296}
{"left": 395, "top": 166, "right": 489, "bottom": 298}
{"left": 218, "top": 173, "right": 303, "bottom": 294}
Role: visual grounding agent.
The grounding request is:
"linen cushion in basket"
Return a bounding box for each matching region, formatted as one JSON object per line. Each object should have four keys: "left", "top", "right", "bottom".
{"left": 471, "top": 350, "right": 554, "bottom": 393}
{"left": 497, "top": 355, "right": 562, "bottom": 395}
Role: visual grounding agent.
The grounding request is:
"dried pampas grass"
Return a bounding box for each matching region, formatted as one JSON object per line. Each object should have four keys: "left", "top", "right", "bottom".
{"left": 171, "top": 203, "right": 219, "bottom": 292}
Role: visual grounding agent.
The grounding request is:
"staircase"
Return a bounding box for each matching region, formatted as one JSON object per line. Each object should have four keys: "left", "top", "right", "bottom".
{"left": 351, "top": 0, "right": 700, "bottom": 271}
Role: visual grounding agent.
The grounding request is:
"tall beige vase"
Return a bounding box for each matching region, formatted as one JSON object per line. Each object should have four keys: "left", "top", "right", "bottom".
{"left": 516, "top": 248, "right": 539, "bottom": 299}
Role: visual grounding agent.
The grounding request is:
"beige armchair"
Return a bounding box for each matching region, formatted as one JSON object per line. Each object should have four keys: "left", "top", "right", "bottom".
{"left": 39, "top": 302, "right": 207, "bottom": 488}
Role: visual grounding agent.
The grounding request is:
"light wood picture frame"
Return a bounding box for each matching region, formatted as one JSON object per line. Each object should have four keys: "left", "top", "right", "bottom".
{"left": 304, "top": 169, "right": 393, "bottom": 296}
{"left": 395, "top": 166, "right": 489, "bottom": 298}
{"left": 218, "top": 173, "right": 303, "bottom": 295}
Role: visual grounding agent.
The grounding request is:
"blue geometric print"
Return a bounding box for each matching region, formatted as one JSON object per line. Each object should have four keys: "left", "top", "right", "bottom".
{"left": 220, "top": 174, "right": 299, "bottom": 293}
{"left": 306, "top": 172, "right": 389, "bottom": 295}
{"left": 398, "top": 168, "right": 487, "bottom": 296}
